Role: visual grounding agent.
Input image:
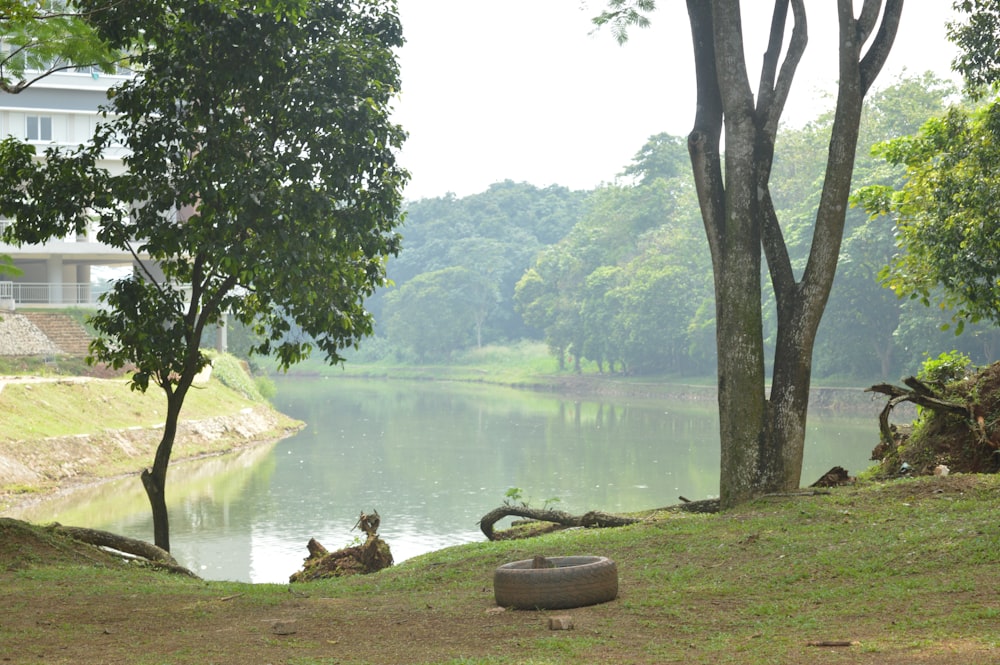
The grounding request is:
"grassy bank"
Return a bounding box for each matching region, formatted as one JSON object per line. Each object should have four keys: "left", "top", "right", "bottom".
{"left": 0, "top": 354, "right": 302, "bottom": 508}
{"left": 2, "top": 474, "right": 998, "bottom": 664}
{"left": 269, "top": 341, "right": 720, "bottom": 400}
{"left": 267, "top": 341, "right": 889, "bottom": 413}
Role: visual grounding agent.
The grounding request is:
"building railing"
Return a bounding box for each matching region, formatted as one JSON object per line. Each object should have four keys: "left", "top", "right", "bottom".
{"left": 0, "top": 282, "right": 192, "bottom": 308}
{"left": 0, "top": 282, "right": 108, "bottom": 306}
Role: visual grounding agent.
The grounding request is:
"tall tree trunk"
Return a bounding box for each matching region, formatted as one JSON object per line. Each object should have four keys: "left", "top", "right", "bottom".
{"left": 141, "top": 388, "right": 188, "bottom": 552}
{"left": 686, "top": 0, "right": 902, "bottom": 508}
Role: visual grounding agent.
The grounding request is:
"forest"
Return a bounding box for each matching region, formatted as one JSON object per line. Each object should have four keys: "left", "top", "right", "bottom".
{"left": 353, "top": 72, "right": 1000, "bottom": 384}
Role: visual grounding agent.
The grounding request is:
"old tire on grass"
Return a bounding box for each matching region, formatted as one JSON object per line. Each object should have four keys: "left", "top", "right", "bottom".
{"left": 493, "top": 556, "right": 618, "bottom": 610}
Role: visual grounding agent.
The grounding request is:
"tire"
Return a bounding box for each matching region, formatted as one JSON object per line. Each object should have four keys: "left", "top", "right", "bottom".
{"left": 493, "top": 555, "right": 618, "bottom": 610}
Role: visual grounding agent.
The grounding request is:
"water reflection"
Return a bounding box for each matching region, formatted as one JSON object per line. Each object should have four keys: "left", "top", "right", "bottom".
{"left": 5, "top": 378, "right": 878, "bottom": 583}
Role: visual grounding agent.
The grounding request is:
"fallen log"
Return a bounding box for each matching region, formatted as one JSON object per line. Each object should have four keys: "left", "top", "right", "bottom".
{"left": 479, "top": 506, "right": 639, "bottom": 541}
{"left": 48, "top": 524, "right": 198, "bottom": 577}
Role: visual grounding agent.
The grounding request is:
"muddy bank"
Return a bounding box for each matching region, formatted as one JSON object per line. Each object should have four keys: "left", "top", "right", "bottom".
{"left": 0, "top": 406, "right": 303, "bottom": 512}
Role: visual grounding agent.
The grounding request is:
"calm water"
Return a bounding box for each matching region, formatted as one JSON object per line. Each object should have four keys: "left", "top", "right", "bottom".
{"left": 7, "top": 377, "right": 879, "bottom": 583}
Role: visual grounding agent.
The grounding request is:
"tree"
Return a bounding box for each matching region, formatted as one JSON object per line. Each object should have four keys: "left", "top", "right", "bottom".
{"left": 595, "top": 1, "right": 903, "bottom": 507}
{"left": 858, "top": 102, "right": 1000, "bottom": 333}
{"left": 853, "top": 1, "right": 1000, "bottom": 337}
{"left": 0, "top": 0, "right": 407, "bottom": 551}
{"left": 0, "top": 1, "right": 121, "bottom": 93}
{"left": 816, "top": 73, "right": 953, "bottom": 381}
{"left": 620, "top": 132, "right": 690, "bottom": 186}
{"left": 948, "top": 0, "right": 1000, "bottom": 99}
{"left": 384, "top": 267, "right": 480, "bottom": 359}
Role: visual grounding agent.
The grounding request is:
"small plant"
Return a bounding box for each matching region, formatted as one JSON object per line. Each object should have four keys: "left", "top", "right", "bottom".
{"left": 916, "top": 350, "right": 972, "bottom": 386}
{"left": 542, "top": 496, "right": 562, "bottom": 510}
{"left": 503, "top": 487, "right": 525, "bottom": 506}
{"left": 502, "top": 487, "right": 562, "bottom": 510}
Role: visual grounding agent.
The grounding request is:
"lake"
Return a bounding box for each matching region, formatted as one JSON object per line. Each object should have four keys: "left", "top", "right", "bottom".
{"left": 7, "top": 377, "right": 881, "bottom": 583}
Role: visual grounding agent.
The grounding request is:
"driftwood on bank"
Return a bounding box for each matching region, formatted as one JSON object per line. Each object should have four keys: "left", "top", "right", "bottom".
{"left": 866, "top": 377, "right": 971, "bottom": 445}
{"left": 289, "top": 511, "right": 393, "bottom": 582}
{"left": 49, "top": 524, "right": 199, "bottom": 577}
{"left": 478, "top": 506, "right": 639, "bottom": 541}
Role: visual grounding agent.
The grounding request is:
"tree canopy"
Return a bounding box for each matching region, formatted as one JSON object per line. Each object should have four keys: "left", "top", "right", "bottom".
{"left": 0, "top": 0, "right": 407, "bottom": 550}
{"left": 858, "top": 101, "right": 1000, "bottom": 333}
{"left": 0, "top": 1, "right": 122, "bottom": 93}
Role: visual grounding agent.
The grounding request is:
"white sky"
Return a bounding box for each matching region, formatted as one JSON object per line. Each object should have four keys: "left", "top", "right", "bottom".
{"left": 392, "top": 1, "right": 961, "bottom": 201}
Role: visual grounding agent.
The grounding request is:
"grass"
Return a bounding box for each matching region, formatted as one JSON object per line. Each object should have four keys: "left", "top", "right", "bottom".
{"left": 0, "top": 356, "right": 302, "bottom": 504}
{"left": 3, "top": 475, "right": 998, "bottom": 664}
{"left": 0, "top": 375, "right": 261, "bottom": 442}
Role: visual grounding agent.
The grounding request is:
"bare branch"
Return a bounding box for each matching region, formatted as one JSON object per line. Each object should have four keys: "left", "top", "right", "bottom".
{"left": 755, "top": 1, "right": 790, "bottom": 119}
{"left": 766, "top": 0, "right": 807, "bottom": 136}
{"left": 856, "top": 0, "right": 882, "bottom": 44}
{"left": 859, "top": 0, "right": 903, "bottom": 93}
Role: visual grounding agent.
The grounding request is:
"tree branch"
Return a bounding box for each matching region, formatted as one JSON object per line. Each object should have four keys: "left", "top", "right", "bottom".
{"left": 479, "top": 505, "right": 638, "bottom": 541}
{"left": 50, "top": 524, "right": 199, "bottom": 577}
{"left": 685, "top": 0, "right": 725, "bottom": 260}
{"left": 859, "top": 0, "right": 903, "bottom": 94}
{"left": 764, "top": 0, "right": 807, "bottom": 137}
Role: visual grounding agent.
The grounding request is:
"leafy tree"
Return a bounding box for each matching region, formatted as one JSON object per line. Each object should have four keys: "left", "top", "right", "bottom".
{"left": 854, "top": 1, "right": 1000, "bottom": 339}
{"left": 948, "top": 0, "right": 1000, "bottom": 98}
{"left": 378, "top": 182, "right": 587, "bottom": 349}
{"left": 0, "top": 0, "right": 406, "bottom": 551}
{"left": 579, "top": 265, "right": 626, "bottom": 372}
{"left": 620, "top": 132, "right": 690, "bottom": 186}
{"left": 384, "top": 267, "right": 481, "bottom": 360}
{"left": 595, "top": 1, "right": 903, "bottom": 507}
{"left": 0, "top": 1, "right": 121, "bottom": 92}
{"left": 858, "top": 102, "right": 1000, "bottom": 333}
{"left": 513, "top": 249, "right": 585, "bottom": 370}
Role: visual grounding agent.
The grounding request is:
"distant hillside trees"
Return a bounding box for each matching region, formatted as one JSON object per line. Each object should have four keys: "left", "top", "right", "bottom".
{"left": 362, "top": 73, "right": 1000, "bottom": 381}
{"left": 513, "top": 156, "right": 712, "bottom": 374}
{"left": 375, "top": 181, "right": 587, "bottom": 360}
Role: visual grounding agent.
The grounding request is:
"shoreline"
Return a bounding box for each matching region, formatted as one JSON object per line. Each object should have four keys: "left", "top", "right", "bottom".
{"left": 0, "top": 405, "right": 303, "bottom": 514}
{"left": 309, "top": 369, "right": 906, "bottom": 419}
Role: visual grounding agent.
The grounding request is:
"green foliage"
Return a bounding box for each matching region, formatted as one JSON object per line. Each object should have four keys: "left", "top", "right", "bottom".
{"left": 514, "top": 175, "right": 710, "bottom": 375}
{"left": 501, "top": 486, "right": 561, "bottom": 510}
{"left": 356, "top": 72, "right": 994, "bottom": 384}
{"left": 916, "top": 350, "right": 972, "bottom": 385}
{"left": 948, "top": 0, "right": 1000, "bottom": 98}
{"left": 378, "top": 181, "right": 587, "bottom": 351}
{"left": 384, "top": 266, "right": 481, "bottom": 360}
{"left": 254, "top": 374, "right": 277, "bottom": 401}
{"left": 591, "top": 0, "right": 656, "bottom": 44}
{"left": 0, "top": 0, "right": 408, "bottom": 387}
{"left": 858, "top": 100, "right": 1000, "bottom": 333}
{"left": 620, "top": 132, "right": 689, "bottom": 186}
{"left": 503, "top": 487, "right": 524, "bottom": 506}
{"left": 0, "top": 1, "right": 122, "bottom": 93}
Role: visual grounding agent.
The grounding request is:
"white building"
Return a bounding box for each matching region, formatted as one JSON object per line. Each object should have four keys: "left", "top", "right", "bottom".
{"left": 0, "top": 67, "right": 144, "bottom": 308}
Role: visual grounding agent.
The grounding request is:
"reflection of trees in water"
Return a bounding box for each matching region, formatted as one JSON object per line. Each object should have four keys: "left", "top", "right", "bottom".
{"left": 12, "top": 442, "right": 278, "bottom": 529}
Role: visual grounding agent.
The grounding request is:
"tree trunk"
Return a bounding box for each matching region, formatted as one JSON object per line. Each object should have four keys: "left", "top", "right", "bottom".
{"left": 875, "top": 337, "right": 894, "bottom": 380}
{"left": 141, "top": 390, "right": 186, "bottom": 552}
{"left": 685, "top": 1, "right": 903, "bottom": 508}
